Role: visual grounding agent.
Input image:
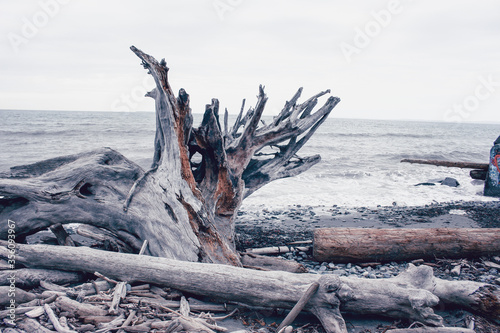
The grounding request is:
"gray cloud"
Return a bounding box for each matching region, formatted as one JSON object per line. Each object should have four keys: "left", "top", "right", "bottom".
{"left": 1, "top": 0, "right": 499, "bottom": 123}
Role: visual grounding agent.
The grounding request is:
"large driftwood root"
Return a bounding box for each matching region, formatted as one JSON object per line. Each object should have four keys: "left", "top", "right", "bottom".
{"left": 0, "top": 47, "right": 341, "bottom": 265}
{"left": 4, "top": 242, "right": 497, "bottom": 332}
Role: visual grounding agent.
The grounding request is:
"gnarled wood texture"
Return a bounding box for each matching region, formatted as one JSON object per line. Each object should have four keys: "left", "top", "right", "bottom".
{"left": 0, "top": 46, "right": 340, "bottom": 265}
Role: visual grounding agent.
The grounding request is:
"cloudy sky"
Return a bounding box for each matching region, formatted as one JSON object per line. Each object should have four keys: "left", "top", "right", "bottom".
{"left": 1, "top": 0, "right": 499, "bottom": 123}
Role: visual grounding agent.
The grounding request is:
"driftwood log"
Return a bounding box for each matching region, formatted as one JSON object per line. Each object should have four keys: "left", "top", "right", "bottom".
{"left": 0, "top": 46, "right": 340, "bottom": 265}
{"left": 400, "top": 159, "right": 489, "bottom": 170}
{"left": 2, "top": 242, "right": 500, "bottom": 332}
{"left": 313, "top": 228, "right": 500, "bottom": 263}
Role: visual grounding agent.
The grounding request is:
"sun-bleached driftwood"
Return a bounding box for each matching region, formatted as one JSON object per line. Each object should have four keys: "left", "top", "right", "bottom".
{"left": 313, "top": 228, "right": 500, "bottom": 263}
{"left": 44, "top": 303, "right": 77, "bottom": 333}
{"left": 0, "top": 268, "right": 84, "bottom": 288}
{"left": 0, "top": 46, "right": 340, "bottom": 265}
{"left": 0, "top": 286, "right": 36, "bottom": 306}
{"left": 400, "top": 159, "right": 489, "bottom": 170}
{"left": 276, "top": 282, "right": 320, "bottom": 333}
{"left": 240, "top": 252, "right": 307, "bottom": 273}
{"left": 6, "top": 242, "right": 500, "bottom": 332}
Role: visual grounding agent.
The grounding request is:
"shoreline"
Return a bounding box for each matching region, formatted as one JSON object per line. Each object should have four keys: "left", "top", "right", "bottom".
{"left": 234, "top": 199, "right": 500, "bottom": 332}
{"left": 236, "top": 199, "right": 500, "bottom": 250}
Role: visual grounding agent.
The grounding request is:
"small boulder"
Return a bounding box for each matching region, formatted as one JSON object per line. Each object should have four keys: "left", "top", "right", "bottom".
{"left": 441, "top": 177, "right": 460, "bottom": 187}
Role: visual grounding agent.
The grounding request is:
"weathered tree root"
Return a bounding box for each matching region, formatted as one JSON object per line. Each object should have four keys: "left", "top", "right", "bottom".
{"left": 0, "top": 46, "right": 341, "bottom": 265}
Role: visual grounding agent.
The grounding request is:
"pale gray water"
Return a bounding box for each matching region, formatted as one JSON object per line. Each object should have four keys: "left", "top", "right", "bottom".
{"left": 1, "top": 109, "right": 499, "bottom": 208}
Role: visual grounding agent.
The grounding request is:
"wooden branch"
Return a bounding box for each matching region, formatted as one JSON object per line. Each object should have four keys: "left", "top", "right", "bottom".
{"left": 109, "top": 282, "right": 127, "bottom": 315}
{"left": 276, "top": 282, "right": 320, "bottom": 333}
{"left": 0, "top": 286, "right": 36, "bottom": 305}
{"left": 0, "top": 269, "right": 83, "bottom": 288}
{"left": 401, "top": 159, "right": 489, "bottom": 170}
{"left": 313, "top": 228, "right": 500, "bottom": 263}
{"left": 49, "top": 223, "right": 75, "bottom": 246}
{"left": 77, "top": 225, "right": 135, "bottom": 253}
{"left": 55, "top": 296, "right": 107, "bottom": 317}
{"left": 44, "top": 303, "right": 77, "bottom": 333}
{"left": 240, "top": 253, "right": 307, "bottom": 273}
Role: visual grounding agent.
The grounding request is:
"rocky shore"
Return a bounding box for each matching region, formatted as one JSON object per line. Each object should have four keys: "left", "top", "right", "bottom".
{"left": 9, "top": 200, "right": 500, "bottom": 333}
{"left": 235, "top": 200, "right": 500, "bottom": 332}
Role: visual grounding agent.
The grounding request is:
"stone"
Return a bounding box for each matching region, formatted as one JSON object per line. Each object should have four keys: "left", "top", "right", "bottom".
{"left": 441, "top": 177, "right": 460, "bottom": 187}
{"left": 450, "top": 265, "right": 461, "bottom": 276}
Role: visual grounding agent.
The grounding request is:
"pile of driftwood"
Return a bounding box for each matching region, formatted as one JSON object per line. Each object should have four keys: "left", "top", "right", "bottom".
{"left": 0, "top": 275, "right": 243, "bottom": 333}
{"left": 1, "top": 235, "right": 500, "bottom": 333}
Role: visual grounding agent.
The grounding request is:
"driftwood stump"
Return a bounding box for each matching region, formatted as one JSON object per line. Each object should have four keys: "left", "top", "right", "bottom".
{"left": 0, "top": 46, "right": 340, "bottom": 265}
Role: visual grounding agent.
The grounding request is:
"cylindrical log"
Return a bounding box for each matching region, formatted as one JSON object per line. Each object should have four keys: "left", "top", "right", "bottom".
{"left": 313, "top": 228, "right": 500, "bottom": 263}
{"left": 470, "top": 169, "right": 487, "bottom": 180}
{"left": 400, "top": 159, "right": 489, "bottom": 170}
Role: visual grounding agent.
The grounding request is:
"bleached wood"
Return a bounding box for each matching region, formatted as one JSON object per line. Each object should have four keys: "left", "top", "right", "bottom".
{"left": 0, "top": 268, "right": 83, "bottom": 288}
{"left": 44, "top": 304, "right": 77, "bottom": 333}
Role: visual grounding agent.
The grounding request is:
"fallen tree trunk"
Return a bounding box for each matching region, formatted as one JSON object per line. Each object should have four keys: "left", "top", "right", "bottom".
{"left": 313, "top": 228, "right": 500, "bottom": 263}
{"left": 0, "top": 46, "right": 340, "bottom": 265}
{"left": 4, "top": 242, "right": 500, "bottom": 332}
{"left": 400, "top": 159, "right": 489, "bottom": 170}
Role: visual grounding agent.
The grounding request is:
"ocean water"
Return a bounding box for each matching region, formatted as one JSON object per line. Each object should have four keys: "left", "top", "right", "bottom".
{"left": 1, "top": 110, "right": 499, "bottom": 209}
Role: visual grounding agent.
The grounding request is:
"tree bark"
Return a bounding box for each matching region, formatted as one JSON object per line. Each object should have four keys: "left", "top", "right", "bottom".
{"left": 0, "top": 46, "right": 340, "bottom": 265}
{"left": 313, "top": 228, "right": 500, "bottom": 263}
{"left": 400, "top": 159, "right": 489, "bottom": 170}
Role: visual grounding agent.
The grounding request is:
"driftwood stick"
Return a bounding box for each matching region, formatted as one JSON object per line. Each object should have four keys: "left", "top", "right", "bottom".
{"left": 246, "top": 245, "right": 310, "bottom": 255}
{"left": 401, "top": 158, "right": 488, "bottom": 170}
{"left": 277, "top": 282, "right": 319, "bottom": 333}
{"left": 0, "top": 268, "right": 83, "bottom": 288}
{"left": 77, "top": 225, "right": 134, "bottom": 253}
{"left": 0, "top": 306, "right": 39, "bottom": 319}
{"left": 25, "top": 306, "right": 45, "bottom": 318}
{"left": 49, "top": 223, "right": 75, "bottom": 247}
{"left": 138, "top": 240, "right": 148, "bottom": 255}
{"left": 17, "top": 318, "right": 55, "bottom": 333}
{"left": 44, "top": 303, "right": 77, "bottom": 333}
{"left": 240, "top": 253, "right": 306, "bottom": 273}
{"left": 127, "top": 296, "right": 237, "bottom": 313}
{"left": 55, "top": 296, "right": 107, "bottom": 317}
{"left": 109, "top": 281, "right": 127, "bottom": 315}
{"left": 121, "top": 310, "right": 136, "bottom": 327}
{"left": 94, "top": 272, "right": 119, "bottom": 284}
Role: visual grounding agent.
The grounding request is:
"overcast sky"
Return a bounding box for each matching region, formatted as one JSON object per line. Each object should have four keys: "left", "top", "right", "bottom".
{"left": 1, "top": 0, "right": 499, "bottom": 123}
